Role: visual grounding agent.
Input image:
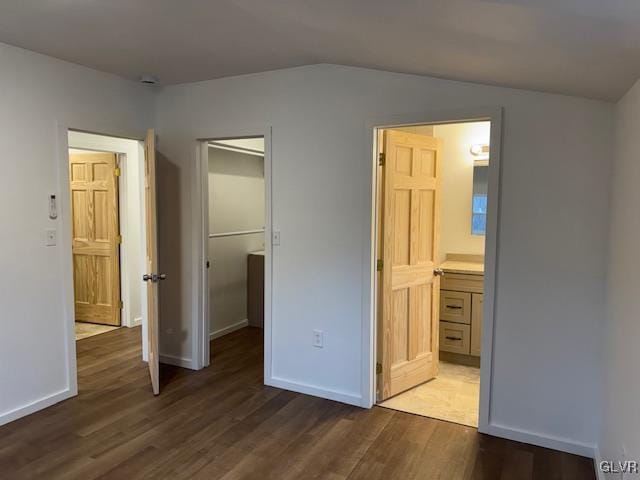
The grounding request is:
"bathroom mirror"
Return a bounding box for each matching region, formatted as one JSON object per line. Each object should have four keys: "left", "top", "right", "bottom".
{"left": 471, "top": 163, "right": 488, "bottom": 235}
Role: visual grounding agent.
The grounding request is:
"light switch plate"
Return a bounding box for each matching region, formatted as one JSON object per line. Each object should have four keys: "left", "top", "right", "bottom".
{"left": 272, "top": 229, "right": 281, "bottom": 246}
{"left": 45, "top": 229, "right": 57, "bottom": 246}
{"left": 313, "top": 330, "right": 323, "bottom": 348}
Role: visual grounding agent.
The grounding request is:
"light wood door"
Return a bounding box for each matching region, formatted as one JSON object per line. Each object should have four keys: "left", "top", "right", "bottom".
{"left": 69, "top": 152, "right": 121, "bottom": 326}
{"left": 144, "top": 129, "right": 160, "bottom": 395}
{"left": 379, "top": 129, "right": 442, "bottom": 400}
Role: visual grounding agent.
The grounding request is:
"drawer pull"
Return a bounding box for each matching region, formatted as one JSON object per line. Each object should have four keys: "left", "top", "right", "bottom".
{"left": 445, "top": 336, "right": 462, "bottom": 341}
{"left": 446, "top": 305, "right": 463, "bottom": 310}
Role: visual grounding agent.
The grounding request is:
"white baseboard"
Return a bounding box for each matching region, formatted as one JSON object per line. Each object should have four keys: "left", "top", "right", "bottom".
{"left": 483, "top": 423, "right": 595, "bottom": 458}
{"left": 210, "top": 319, "right": 249, "bottom": 340}
{"left": 0, "top": 388, "right": 74, "bottom": 427}
{"left": 266, "top": 376, "right": 362, "bottom": 407}
{"left": 159, "top": 354, "right": 194, "bottom": 370}
{"left": 131, "top": 316, "right": 142, "bottom": 327}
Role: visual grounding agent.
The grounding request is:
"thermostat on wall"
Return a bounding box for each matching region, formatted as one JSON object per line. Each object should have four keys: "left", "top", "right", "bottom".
{"left": 49, "top": 194, "right": 57, "bottom": 219}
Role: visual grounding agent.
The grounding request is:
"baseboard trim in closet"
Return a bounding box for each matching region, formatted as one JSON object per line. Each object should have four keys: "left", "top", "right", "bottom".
{"left": 210, "top": 319, "right": 249, "bottom": 340}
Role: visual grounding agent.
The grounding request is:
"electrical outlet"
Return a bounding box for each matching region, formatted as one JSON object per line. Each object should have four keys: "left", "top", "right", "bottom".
{"left": 313, "top": 330, "right": 323, "bottom": 348}
{"left": 272, "top": 230, "right": 281, "bottom": 246}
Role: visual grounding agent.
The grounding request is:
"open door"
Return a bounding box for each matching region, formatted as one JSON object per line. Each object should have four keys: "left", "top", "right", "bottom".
{"left": 379, "top": 129, "right": 442, "bottom": 401}
{"left": 143, "top": 129, "right": 163, "bottom": 395}
{"left": 69, "top": 152, "right": 121, "bottom": 327}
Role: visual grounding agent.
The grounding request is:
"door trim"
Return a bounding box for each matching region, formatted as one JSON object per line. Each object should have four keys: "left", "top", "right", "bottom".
{"left": 364, "top": 107, "right": 503, "bottom": 435}
{"left": 192, "top": 126, "right": 273, "bottom": 375}
{"left": 57, "top": 122, "right": 147, "bottom": 401}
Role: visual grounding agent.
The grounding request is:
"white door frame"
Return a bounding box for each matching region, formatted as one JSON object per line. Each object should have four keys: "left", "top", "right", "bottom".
{"left": 364, "top": 107, "right": 503, "bottom": 435}
{"left": 56, "top": 123, "right": 148, "bottom": 399}
{"left": 192, "top": 126, "right": 272, "bottom": 375}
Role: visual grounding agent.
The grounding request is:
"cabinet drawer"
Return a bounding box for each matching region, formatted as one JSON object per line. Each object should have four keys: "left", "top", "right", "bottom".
{"left": 441, "top": 273, "right": 484, "bottom": 294}
{"left": 470, "top": 293, "right": 483, "bottom": 357}
{"left": 440, "top": 290, "right": 471, "bottom": 324}
{"left": 439, "top": 321, "right": 471, "bottom": 355}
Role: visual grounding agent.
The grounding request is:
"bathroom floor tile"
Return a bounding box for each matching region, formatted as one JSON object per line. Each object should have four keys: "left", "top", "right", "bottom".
{"left": 378, "top": 361, "right": 480, "bottom": 427}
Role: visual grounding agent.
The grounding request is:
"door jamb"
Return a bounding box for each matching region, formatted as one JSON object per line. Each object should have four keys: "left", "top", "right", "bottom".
{"left": 192, "top": 127, "right": 272, "bottom": 374}
{"left": 57, "top": 123, "right": 147, "bottom": 400}
{"left": 364, "top": 107, "right": 503, "bottom": 435}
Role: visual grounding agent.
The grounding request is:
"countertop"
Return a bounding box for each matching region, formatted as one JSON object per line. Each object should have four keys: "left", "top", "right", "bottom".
{"left": 440, "top": 260, "right": 484, "bottom": 275}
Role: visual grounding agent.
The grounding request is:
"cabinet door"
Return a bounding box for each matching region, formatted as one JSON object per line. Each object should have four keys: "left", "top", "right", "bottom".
{"left": 471, "top": 293, "right": 484, "bottom": 356}
{"left": 439, "top": 321, "right": 471, "bottom": 355}
{"left": 440, "top": 290, "right": 471, "bottom": 324}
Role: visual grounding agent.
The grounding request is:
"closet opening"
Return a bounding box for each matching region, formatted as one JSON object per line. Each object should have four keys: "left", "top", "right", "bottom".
{"left": 373, "top": 119, "right": 497, "bottom": 429}
{"left": 206, "top": 137, "right": 266, "bottom": 365}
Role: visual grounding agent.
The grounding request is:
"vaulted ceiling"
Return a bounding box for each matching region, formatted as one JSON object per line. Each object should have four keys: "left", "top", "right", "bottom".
{"left": 1, "top": 0, "right": 639, "bottom": 101}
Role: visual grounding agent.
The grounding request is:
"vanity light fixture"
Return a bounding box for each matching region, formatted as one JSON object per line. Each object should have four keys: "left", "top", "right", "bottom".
{"left": 470, "top": 143, "right": 490, "bottom": 156}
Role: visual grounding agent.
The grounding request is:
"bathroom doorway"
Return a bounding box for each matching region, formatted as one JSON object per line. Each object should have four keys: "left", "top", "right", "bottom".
{"left": 373, "top": 119, "right": 496, "bottom": 428}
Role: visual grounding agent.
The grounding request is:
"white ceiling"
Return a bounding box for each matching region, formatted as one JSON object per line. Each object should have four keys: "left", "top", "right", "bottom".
{"left": 1, "top": 0, "right": 639, "bottom": 101}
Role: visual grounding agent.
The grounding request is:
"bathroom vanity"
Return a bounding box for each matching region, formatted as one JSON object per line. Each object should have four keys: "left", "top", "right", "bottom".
{"left": 439, "top": 254, "right": 484, "bottom": 366}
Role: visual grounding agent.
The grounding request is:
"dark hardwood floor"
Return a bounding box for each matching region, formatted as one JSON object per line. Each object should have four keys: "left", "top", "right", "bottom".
{"left": 0, "top": 326, "right": 594, "bottom": 479}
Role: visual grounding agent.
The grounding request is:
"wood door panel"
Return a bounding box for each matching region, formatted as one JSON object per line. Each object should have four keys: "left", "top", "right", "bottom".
{"left": 392, "top": 190, "right": 411, "bottom": 265}
{"left": 73, "top": 255, "right": 91, "bottom": 305}
{"left": 93, "top": 190, "right": 111, "bottom": 241}
{"left": 409, "top": 283, "right": 432, "bottom": 359}
{"left": 72, "top": 191, "right": 89, "bottom": 239}
{"left": 391, "top": 288, "right": 409, "bottom": 364}
{"left": 414, "top": 189, "right": 435, "bottom": 263}
{"left": 380, "top": 130, "right": 442, "bottom": 400}
{"left": 69, "top": 152, "right": 120, "bottom": 327}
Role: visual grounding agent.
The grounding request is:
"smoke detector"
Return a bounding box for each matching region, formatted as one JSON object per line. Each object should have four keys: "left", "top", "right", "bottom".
{"left": 140, "top": 75, "right": 159, "bottom": 85}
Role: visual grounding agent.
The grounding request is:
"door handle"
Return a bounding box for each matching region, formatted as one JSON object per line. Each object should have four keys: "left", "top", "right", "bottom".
{"left": 143, "top": 273, "right": 167, "bottom": 282}
{"left": 434, "top": 268, "right": 445, "bottom": 276}
{"left": 446, "top": 305, "right": 463, "bottom": 310}
{"left": 445, "top": 336, "right": 462, "bottom": 341}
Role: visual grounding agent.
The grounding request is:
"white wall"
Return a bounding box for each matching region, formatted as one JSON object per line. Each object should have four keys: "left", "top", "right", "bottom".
{"left": 598, "top": 78, "right": 640, "bottom": 475}
{"left": 433, "top": 122, "right": 490, "bottom": 263}
{"left": 68, "top": 132, "right": 147, "bottom": 342}
{"left": 0, "top": 42, "right": 154, "bottom": 425}
{"left": 154, "top": 64, "right": 613, "bottom": 454}
{"left": 208, "top": 146, "right": 264, "bottom": 336}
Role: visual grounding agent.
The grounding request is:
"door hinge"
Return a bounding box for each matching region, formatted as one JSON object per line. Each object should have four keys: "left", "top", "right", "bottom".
{"left": 378, "top": 152, "right": 385, "bottom": 166}
{"left": 114, "top": 167, "right": 121, "bottom": 177}
{"left": 206, "top": 260, "right": 210, "bottom": 269}
{"left": 376, "top": 362, "right": 382, "bottom": 374}
{"left": 376, "top": 259, "right": 383, "bottom": 271}
{"left": 116, "top": 234, "right": 122, "bottom": 244}
{"left": 119, "top": 300, "right": 124, "bottom": 309}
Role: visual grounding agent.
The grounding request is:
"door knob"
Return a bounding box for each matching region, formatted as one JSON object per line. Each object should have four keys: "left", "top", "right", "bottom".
{"left": 434, "top": 268, "right": 445, "bottom": 276}
{"left": 143, "top": 274, "right": 152, "bottom": 282}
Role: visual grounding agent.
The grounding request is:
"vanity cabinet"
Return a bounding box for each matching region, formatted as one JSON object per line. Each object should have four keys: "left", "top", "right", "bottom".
{"left": 439, "top": 270, "right": 483, "bottom": 359}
